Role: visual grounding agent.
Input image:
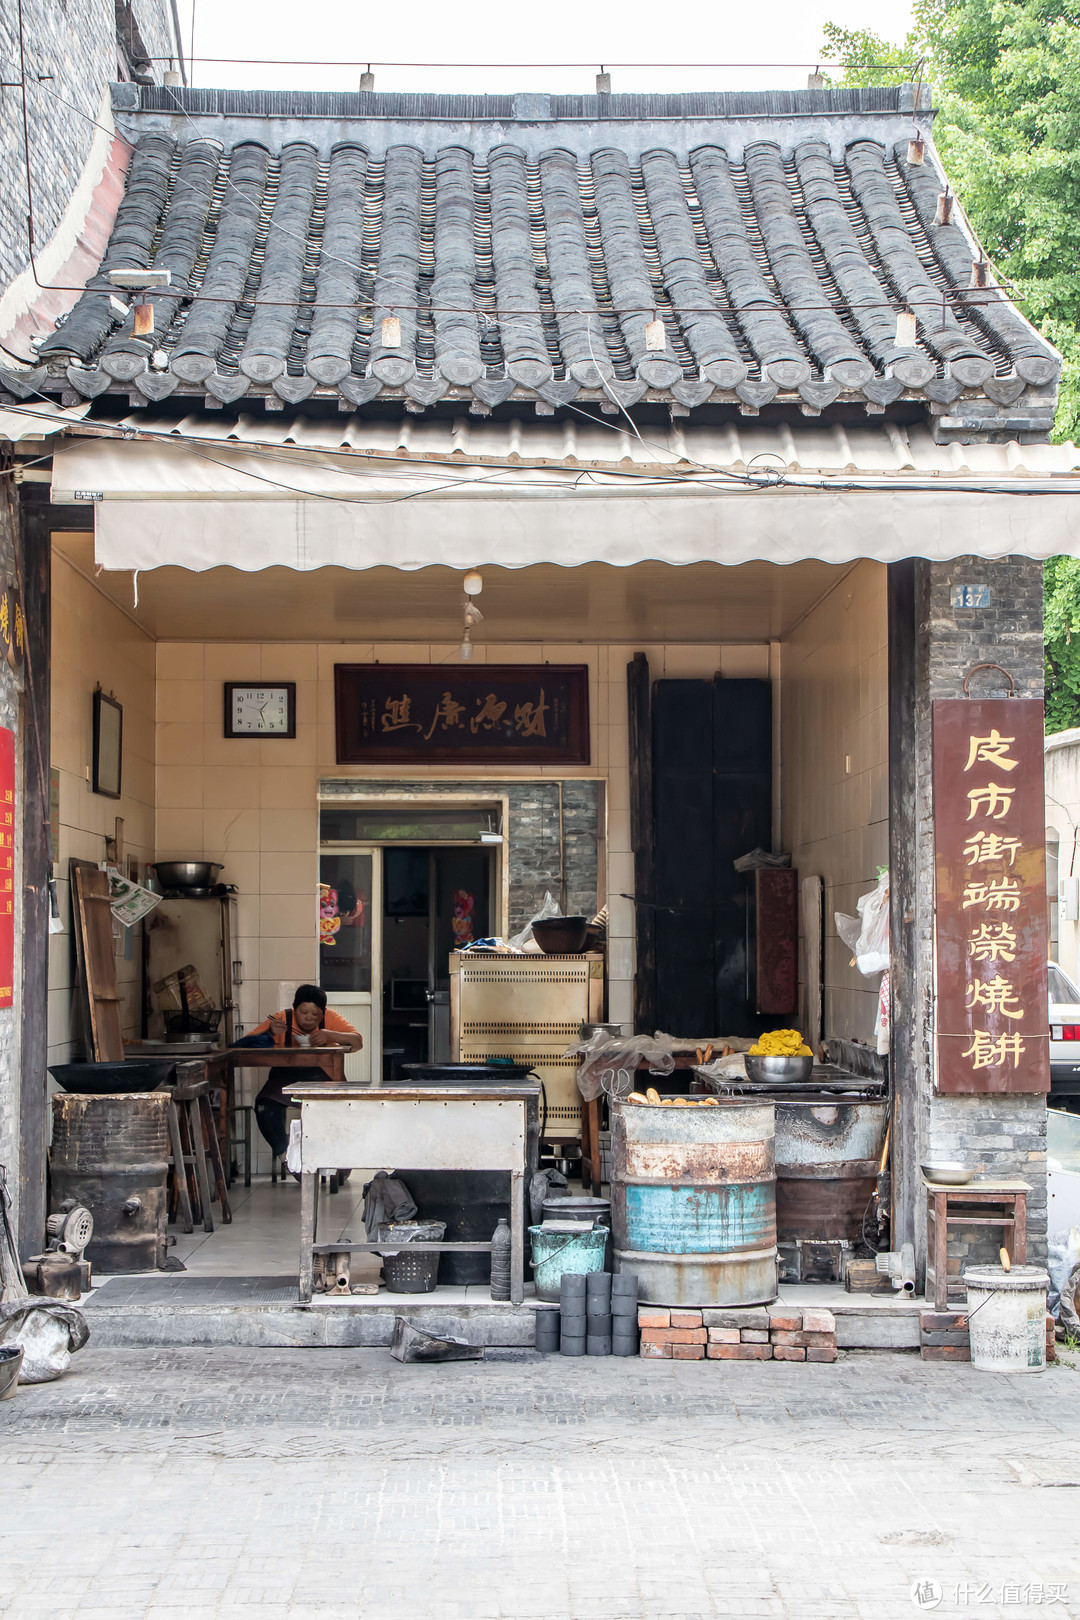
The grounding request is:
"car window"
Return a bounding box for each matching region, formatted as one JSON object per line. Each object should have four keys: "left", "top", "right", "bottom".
{"left": 1049, "top": 965, "right": 1080, "bottom": 1004}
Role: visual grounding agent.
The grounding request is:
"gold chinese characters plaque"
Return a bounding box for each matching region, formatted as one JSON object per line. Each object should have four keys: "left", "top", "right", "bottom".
{"left": 933, "top": 698, "right": 1049, "bottom": 1094}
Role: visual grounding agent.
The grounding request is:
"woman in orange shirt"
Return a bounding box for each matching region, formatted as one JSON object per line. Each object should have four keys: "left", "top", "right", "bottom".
{"left": 246, "top": 984, "right": 362, "bottom": 1160}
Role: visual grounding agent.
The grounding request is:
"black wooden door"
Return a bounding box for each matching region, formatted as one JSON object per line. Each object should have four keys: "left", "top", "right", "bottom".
{"left": 652, "top": 677, "right": 772, "bottom": 1036}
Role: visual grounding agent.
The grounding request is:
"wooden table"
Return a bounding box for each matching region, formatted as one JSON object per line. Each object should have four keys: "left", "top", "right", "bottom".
{"left": 287, "top": 1082, "right": 537, "bottom": 1305}
{"left": 924, "top": 1177, "right": 1031, "bottom": 1309}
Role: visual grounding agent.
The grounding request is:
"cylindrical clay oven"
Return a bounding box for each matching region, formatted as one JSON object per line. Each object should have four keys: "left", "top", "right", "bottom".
{"left": 51, "top": 1092, "right": 171, "bottom": 1272}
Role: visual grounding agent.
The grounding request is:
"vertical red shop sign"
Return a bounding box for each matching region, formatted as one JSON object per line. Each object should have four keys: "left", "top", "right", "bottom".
{"left": 0, "top": 727, "right": 13, "bottom": 1007}
{"left": 934, "top": 699, "right": 1049, "bottom": 1094}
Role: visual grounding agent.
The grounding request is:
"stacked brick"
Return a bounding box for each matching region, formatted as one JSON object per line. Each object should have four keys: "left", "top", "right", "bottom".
{"left": 638, "top": 1305, "right": 838, "bottom": 1362}
{"left": 919, "top": 1309, "right": 970, "bottom": 1362}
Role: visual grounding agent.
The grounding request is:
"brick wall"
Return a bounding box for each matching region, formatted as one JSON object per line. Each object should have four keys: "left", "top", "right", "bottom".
{"left": 321, "top": 778, "right": 600, "bottom": 933}
{"left": 0, "top": 1, "right": 178, "bottom": 292}
{"left": 911, "top": 556, "right": 1048, "bottom": 1262}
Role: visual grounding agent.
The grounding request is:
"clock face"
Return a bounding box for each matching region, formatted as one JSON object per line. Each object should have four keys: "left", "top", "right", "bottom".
{"left": 225, "top": 684, "right": 295, "bottom": 737}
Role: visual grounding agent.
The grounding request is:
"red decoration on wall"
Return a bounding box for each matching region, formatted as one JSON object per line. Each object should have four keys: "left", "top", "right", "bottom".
{"left": 0, "top": 727, "right": 14, "bottom": 1008}
{"left": 933, "top": 698, "right": 1049, "bottom": 1094}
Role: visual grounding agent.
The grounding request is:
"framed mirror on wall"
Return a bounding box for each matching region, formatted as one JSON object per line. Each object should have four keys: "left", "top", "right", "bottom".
{"left": 92, "top": 689, "right": 122, "bottom": 799}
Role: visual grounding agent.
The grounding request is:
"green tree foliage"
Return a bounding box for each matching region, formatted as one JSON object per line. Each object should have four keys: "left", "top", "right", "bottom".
{"left": 826, "top": 3, "right": 1080, "bottom": 728}
{"left": 1044, "top": 556, "right": 1080, "bottom": 731}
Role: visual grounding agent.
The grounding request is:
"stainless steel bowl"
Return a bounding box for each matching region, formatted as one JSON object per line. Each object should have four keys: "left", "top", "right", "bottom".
{"left": 744, "top": 1054, "right": 814, "bottom": 1085}
{"left": 153, "top": 860, "right": 223, "bottom": 890}
{"left": 921, "top": 1161, "right": 976, "bottom": 1186}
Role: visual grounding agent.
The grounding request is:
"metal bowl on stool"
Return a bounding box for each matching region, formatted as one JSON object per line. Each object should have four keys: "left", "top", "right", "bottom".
{"left": 921, "top": 1161, "right": 976, "bottom": 1186}
{"left": 744, "top": 1054, "right": 814, "bottom": 1085}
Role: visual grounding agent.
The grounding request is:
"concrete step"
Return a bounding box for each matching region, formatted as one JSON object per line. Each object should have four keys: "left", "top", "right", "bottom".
{"left": 81, "top": 1275, "right": 539, "bottom": 1348}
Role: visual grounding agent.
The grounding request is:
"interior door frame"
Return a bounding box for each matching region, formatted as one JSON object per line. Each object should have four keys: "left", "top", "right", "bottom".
{"left": 319, "top": 844, "right": 382, "bottom": 1086}
{"left": 319, "top": 791, "right": 510, "bottom": 1084}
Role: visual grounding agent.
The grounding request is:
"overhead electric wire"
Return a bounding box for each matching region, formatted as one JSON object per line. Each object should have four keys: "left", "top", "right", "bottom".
{"left": 141, "top": 56, "right": 921, "bottom": 71}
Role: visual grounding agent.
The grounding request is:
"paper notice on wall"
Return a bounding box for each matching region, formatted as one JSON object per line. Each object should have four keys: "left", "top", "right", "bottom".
{"left": 106, "top": 866, "right": 162, "bottom": 927}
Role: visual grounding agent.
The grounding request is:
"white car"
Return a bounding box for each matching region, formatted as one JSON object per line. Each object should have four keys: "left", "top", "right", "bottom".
{"left": 1049, "top": 961, "right": 1080, "bottom": 1104}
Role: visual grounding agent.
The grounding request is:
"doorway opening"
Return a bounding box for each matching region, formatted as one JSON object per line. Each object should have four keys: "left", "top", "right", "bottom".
{"left": 318, "top": 797, "right": 505, "bottom": 1084}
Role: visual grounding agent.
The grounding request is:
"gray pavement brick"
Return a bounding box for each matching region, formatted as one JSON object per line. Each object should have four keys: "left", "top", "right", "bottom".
{"left": 2, "top": 1348, "right": 1080, "bottom": 1617}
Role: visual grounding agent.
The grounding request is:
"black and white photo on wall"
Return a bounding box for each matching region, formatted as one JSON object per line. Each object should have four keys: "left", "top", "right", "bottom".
{"left": 92, "top": 688, "right": 122, "bottom": 799}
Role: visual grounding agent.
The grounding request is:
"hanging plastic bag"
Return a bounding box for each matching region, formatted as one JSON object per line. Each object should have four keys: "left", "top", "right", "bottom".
{"left": 286, "top": 1118, "right": 303, "bottom": 1175}
{"left": 508, "top": 891, "right": 561, "bottom": 953}
{"left": 835, "top": 870, "right": 890, "bottom": 976}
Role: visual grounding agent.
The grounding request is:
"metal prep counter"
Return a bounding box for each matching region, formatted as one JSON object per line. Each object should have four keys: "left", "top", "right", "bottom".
{"left": 287, "top": 1080, "right": 540, "bottom": 1304}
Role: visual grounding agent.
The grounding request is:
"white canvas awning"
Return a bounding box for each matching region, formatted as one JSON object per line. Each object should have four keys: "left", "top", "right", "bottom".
{"left": 47, "top": 418, "right": 1080, "bottom": 572}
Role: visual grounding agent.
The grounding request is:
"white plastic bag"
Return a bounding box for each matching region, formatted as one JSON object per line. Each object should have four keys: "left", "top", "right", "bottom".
{"left": 0, "top": 1298, "right": 89, "bottom": 1383}
{"left": 286, "top": 1118, "right": 303, "bottom": 1175}
{"left": 508, "top": 891, "right": 561, "bottom": 953}
{"left": 835, "top": 871, "right": 890, "bottom": 976}
{"left": 1048, "top": 1224, "right": 1080, "bottom": 1328}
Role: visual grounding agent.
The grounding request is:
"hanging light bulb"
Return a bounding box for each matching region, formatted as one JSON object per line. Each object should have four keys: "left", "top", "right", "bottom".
{"left": 463, "top": 570, "right": 483, "bottom": 596}
{"left": 381, "top": 314, "right": 401, "bottom": 348}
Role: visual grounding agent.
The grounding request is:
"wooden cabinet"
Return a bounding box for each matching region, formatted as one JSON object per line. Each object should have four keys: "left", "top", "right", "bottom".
{"left": 450, "top": 953, "right": 604, "bottom": 1142}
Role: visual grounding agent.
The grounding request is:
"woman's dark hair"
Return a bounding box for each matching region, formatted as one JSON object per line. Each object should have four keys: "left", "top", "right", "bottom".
{"left": 293, "top": 984, "right": 327, "bottom": 1011}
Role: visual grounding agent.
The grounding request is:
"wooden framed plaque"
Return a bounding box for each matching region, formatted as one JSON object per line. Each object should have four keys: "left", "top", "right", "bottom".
{"left": 334, "top": 664, "right": 590, "bottom": 766}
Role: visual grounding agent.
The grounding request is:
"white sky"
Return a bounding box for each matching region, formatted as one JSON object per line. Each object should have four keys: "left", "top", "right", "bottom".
{"left": 170, "top": 0, "right": 915, "bottom": 95}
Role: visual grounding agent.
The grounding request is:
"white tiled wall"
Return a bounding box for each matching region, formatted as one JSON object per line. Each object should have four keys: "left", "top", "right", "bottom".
{"left": 49, "top": 554, "right": 157, "bottom": 1068}
{"left": 153, "top": 640, "right": 769, "bottom": 1037}
{"left": 779, "top": 560, "right": 889, "bottom": 1042}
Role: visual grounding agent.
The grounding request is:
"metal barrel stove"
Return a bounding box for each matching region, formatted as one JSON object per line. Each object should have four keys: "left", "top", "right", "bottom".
{"left": 772, "top": 1097, "right": 887, "bottom": 1243}
{"left": 50, "top": 1092, "right": 171, "bottom": 1272}
{"left": 611, "top": 1099, "right": 777, "bottom": 1306}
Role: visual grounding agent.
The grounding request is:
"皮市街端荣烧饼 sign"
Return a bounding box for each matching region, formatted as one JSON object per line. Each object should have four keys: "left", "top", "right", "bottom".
{"left": 933, "top": 698, "right": 1049, "bottom": 1094}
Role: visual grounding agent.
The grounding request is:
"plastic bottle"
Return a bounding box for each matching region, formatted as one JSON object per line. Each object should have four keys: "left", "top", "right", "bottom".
{"left": 489, "top": 1217, "right": 511, "bottom": 1300}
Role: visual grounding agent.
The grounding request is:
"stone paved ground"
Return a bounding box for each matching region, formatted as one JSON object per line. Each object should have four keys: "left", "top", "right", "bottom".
{"left": 2, "top": 1347, "right": 1080, "bottom": 1620}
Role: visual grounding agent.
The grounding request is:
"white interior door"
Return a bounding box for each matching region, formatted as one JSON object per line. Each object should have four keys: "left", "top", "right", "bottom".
{"left": 319, "top": 846, "right": 382, "bottom": 1085}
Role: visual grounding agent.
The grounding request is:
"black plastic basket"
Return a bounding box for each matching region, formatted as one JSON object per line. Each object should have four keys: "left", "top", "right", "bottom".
{"left": 377, "top": 1221, "right": 447, "bottom": 1293}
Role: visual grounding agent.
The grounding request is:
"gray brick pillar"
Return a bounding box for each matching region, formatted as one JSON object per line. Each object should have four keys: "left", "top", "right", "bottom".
{"left": 890, "top": 556, "right": 1047, "bottom": 1275}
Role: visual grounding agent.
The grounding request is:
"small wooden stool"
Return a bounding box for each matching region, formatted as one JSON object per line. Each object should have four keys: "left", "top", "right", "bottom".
{"left": 166, "top": 1071, "right": 232, "bottom": 1234}
{"left": 924, "top": 1177, "right": 1030, "bottom": 1310}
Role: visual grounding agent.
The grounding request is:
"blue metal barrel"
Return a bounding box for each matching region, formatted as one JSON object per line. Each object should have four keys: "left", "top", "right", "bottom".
{"left": 611, "top": 1099, "right": 777, "bottom": 1306}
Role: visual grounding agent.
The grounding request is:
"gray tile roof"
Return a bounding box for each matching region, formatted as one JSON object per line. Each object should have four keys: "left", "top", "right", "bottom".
{"left": 21, "top": 86, "right": 1060, "bottom": 432}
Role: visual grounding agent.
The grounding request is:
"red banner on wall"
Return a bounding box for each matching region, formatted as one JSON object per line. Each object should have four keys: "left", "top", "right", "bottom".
{"left": 0, "top": 727, "right": 13, "bottom": 1008}
{"left": 933, "top": 698, "right": 1049, "bottom": 1094}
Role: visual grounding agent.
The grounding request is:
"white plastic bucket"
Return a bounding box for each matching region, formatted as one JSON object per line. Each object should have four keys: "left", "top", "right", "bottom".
{"left": 965, "top": 1265, "right": 1049, "bottom": 1374}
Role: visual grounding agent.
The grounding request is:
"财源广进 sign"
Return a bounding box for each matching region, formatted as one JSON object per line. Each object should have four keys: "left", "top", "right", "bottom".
{"left": 933, "top": 698, "right": 1049, "bottom": 1094}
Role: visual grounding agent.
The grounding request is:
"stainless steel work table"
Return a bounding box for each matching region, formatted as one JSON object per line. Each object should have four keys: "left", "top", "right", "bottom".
{"left": 287, "top": 1081, "right": 540, "bottom": 1305}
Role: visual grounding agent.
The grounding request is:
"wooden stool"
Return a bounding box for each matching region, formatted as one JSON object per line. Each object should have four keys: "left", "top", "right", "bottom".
{"left": 924, "top": 1178, "right": 1030, "bottom": 1310}
{"left": 229, "top": 1104, "right": 253, "bottom": 1188}
{"left": 166, "top": 1073, "right": 232, "bottom": 1234}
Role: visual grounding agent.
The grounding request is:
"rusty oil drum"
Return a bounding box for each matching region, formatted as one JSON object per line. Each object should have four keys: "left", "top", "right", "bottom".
{"left": 50, "top": 1092, "right": 171, "bottom": 1272}
{"left": 772, "top": 1097, "right": 887, "bottom": 1243}
{"left": 610, "top": 1099, "right": 777, "bottom": 1307}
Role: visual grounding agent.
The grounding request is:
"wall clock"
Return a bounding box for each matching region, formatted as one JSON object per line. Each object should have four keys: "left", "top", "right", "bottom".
{"left": 224, "top": 683, "right": 296, "bottom": 738}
